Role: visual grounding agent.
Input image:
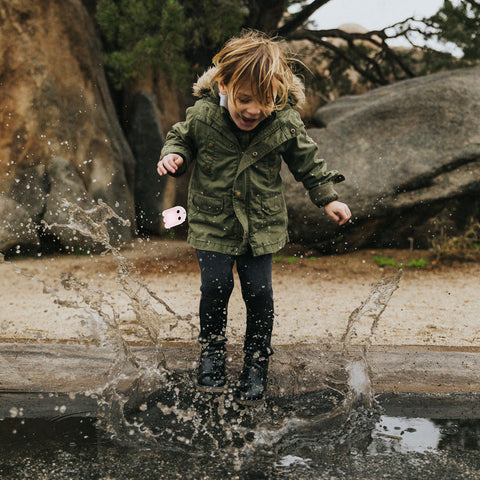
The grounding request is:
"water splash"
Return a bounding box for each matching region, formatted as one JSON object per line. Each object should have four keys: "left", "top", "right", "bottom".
{"left": 45, "top": 200, "right": 190, "bottom": 348}
{"left": 346, "top": 359, "right": 373, "bottom": 407}
{"left": 342, "top": 271, "right": 402, "bottom": 352}
{"left": 5, "top": 200, "right": 198, "bottom": 443}
{"left": 2, "top": 199, "right": 404, "bottom": 458}
{"left": 44, "top": 200, "right": 205, "bottom": 443}
{"left": 43, "top": 199, "right": 130, "bottom": 253}
{"left": 342, "top": 271, "right": 402, "bottom": 408}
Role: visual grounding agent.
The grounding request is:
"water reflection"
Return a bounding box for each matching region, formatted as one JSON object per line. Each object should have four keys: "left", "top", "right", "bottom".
{"left": 370, "top": 416, "right": 442, "bottom": 454}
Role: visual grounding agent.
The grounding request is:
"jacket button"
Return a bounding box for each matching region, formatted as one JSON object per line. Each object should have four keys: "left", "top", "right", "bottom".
{"left": 252, "top": 151, "right": 258, "bottom": 157}
{"left": 290, "top": 128, "right": 296, "bottom": 134}
{"left": 235, "top": 191, "right": 241, "bottom": 197}
{"left": 208, "top": 142, "right": 213, "bottom": 148}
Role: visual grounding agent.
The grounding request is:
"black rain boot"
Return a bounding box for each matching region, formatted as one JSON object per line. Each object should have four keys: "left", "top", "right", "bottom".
{"left": 196, "top": 343, "right": 226, "bottom": 393}
{"left": 234, "top": 352, "right": 269, "bottom": 406}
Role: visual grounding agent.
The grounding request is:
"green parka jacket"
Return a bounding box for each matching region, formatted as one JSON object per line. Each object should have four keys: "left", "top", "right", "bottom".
{"left": 160, "top": 68, "right": 345, "bottom": 256}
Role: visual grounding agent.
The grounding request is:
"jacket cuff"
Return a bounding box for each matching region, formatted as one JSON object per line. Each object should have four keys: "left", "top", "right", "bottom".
{"left": 309, "top": 183, "right": 339, "bottom": 207}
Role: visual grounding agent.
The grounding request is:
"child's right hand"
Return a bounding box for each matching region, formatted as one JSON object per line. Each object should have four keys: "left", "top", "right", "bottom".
{"left": 157, "top": 154, "right": 184, "bottom": 176}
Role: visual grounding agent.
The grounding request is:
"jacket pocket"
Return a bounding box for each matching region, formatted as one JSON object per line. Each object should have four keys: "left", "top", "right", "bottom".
{"left": 192, "top": 192, "right": 224, "bottom": 215}
{"left": 261, "top": 194, "right": 283, "bottom": 215}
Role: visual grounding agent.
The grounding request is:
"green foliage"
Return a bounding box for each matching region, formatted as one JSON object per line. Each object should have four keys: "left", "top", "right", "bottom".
{"left": 427, "top": 0, "right": 480, "bottom": 62}
{"left": 182, "top": 1, "right": 245, "bottom": 53}
{"left": 96, "top": 0, "right": 189, "bottom": 89}
{"left": 96, "top": 0, "right": 244, "bottom": 90}
{"left": 272, "top": 255, "right": 318, "bottom": 263}
{"left": 273, "top": 255, "right": 299, "bottom": 263}
{"left": 405, "top": 258, "right": 429, "bottom": 268}
{"left": 406, "top": 48, "right": 464, "bottom": 77}
{"left": 407, "top": 0, "right": 480, "bottom": 75}
{"left": 371, "top": 255, "right": 398, "bottom": 268}
{"left": 94, "top": 0, "right": 480, "bottom": 94}
{"left": 372, "top": 255, "right": 429, "bottom": 268}
{"left": 378, "top": 1, "right": 480, "bottom": 83}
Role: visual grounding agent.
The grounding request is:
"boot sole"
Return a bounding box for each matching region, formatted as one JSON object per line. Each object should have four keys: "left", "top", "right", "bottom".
{"left": 233, "top": 396, "right": 264, "bottom": 407}
{"left": 196, "top": 383, "right": 226, "bottom": 394}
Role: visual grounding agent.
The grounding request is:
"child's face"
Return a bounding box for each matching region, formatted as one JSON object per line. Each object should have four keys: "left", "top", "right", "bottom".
{"left": 219, "top": 81, "right": 275, "bottom": 131}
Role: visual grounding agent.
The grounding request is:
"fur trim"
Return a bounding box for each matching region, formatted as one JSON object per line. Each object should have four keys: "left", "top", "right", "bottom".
{"left": 192, "top": 66, "right": 305, "bottom": 109}
{"left": 192, "top": 67, "right": 217, "bottom": 98}
{"left": 289, "top": 74, "right": 305, "bottom": 109}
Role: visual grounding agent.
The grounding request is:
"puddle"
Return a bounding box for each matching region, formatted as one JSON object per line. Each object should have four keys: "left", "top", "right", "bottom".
{"left": 0, "top": 394, "right": 479, "bottom": 480}
{"left": 371, "top": 393, "right": 480, "bottom": 455}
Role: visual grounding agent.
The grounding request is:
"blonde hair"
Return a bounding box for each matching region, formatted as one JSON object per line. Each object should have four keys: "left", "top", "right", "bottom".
{"left": 211, "top": 30, "right": 303, "bottom": 111}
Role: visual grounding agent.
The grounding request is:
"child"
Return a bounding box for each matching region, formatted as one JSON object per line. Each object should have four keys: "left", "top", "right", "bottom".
{"left": 157, "top": 31, "right": 351, "bottom": 406}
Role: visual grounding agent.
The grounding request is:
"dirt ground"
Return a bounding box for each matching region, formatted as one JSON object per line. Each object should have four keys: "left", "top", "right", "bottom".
{"left": 1, "top": 238, "right": 479, "bottom": 351}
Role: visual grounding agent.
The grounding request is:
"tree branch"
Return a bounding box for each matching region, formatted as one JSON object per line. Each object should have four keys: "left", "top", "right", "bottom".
{"left": 288, "top": 27, "right": 415, "bottom": 84}
{"left": 288, "top": 28, "right": 388, "bottom": 84}
{"left": 277, "top": 0, "right": 333, "bottom": 36}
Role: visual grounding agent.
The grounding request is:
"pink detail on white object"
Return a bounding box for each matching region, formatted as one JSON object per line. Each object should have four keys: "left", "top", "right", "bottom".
{"left": 162, "top": 206, "right": 187, "bottom": 228}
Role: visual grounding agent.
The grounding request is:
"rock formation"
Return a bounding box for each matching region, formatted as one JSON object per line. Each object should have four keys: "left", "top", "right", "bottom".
{"left": 127, "top": 91, "right": 168, "bottom": 235}
{"left": 284, "top": 66, "right": 480, "bottom": 251}
{"left": 0, "top": 0, "right": 136, "bottom": 253}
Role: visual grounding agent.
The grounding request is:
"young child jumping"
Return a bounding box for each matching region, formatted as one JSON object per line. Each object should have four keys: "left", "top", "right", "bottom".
{"left": 157, "top": 30, "right": 351, "bottom": 406}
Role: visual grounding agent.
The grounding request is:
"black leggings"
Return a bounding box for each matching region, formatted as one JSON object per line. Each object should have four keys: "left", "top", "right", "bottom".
{"left": 196, "top": 249, "right": 274, "bottom": 356}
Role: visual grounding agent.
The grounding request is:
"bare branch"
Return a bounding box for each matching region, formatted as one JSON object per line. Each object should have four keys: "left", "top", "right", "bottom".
{"left": 288, "top": 28, "right": 388, "bottom": 85}
{"left": 383, "top": 16, "right": 417, "bottom": 32}
{"left": 277, "top": 0, "right": 333, "bottom": 36}
{"left": 288, "top": 27, "right": 415, "bottom": 82}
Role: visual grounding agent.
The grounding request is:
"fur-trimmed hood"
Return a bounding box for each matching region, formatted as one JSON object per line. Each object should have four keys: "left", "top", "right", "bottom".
{"left": 192, "top": 66, "right": 306, "bottom": 109}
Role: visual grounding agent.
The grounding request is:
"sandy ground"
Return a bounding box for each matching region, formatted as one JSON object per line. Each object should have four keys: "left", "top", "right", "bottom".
{"left": 1, "top": 238, "right": 479, "bottom": 351}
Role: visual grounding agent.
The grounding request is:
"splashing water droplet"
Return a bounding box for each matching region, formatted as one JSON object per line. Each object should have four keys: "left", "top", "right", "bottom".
{"left": 341, "top": 271, "right": 402, "bottom": 408}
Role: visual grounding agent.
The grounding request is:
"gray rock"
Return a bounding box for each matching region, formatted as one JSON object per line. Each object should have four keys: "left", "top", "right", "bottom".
{"left": 284, "top": 66, "right": 480, "bottom": 251}
{"left": 127, "top": 91, "right": 168, "bottom": 235}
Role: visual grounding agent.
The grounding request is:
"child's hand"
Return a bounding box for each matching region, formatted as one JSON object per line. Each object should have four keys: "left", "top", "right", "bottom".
{"left": 324, "top": 201, "right": 351, "bottom": 226}
{"left": 157, "top": 154, "right": 184, "bottom": 176}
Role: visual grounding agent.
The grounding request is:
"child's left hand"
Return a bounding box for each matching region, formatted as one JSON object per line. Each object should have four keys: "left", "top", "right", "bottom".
{"left": 324, "top": 201, "right": 351, "bottom": 226}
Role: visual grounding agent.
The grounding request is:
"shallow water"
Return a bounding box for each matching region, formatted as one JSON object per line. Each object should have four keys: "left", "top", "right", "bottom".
{"left": 0, "top": 393, "right": 479, "bottom": 480}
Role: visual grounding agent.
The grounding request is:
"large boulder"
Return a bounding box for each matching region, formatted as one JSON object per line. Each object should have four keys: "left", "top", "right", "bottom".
{"left": 0, "top": 0, "right": 136, "bottom": 254}
{"left": 127, "top": 91, "right": 168, "bottom": 235}
{"left": 284, "top": 66, "right": 480, "bottom": 251}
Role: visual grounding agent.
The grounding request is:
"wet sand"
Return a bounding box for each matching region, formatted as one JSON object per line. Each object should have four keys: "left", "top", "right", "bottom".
{"left": 1, "top": 238, "right": 479, "bottom": 394}
{"left": 1, "top": 238, "right": 479, "bottom": 349}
